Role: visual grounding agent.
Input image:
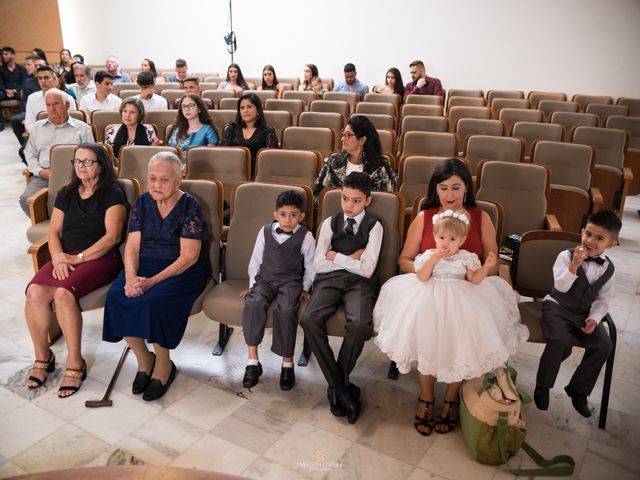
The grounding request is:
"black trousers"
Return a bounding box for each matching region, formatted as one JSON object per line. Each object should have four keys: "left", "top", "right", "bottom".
{"left": 301, "top": 271, "right": 376, "bottom": 387}
{"left": 536, "top": 300, "right": 612, "bottom": 395}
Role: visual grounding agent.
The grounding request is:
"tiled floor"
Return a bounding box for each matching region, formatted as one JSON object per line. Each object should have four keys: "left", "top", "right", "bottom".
{"left": 0, "top": 127, "right": 638, "bottom": 479}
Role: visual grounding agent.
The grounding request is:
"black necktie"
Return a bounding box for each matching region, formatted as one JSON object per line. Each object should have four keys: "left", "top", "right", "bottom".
{"left": 584, "top": 256, "right": 605, "bottom": 265}
{"left": 345, "top": 217, "right": 356, "bottom": 236}
{"left": 275, "top": 227, "right": 293, "bottom": 236}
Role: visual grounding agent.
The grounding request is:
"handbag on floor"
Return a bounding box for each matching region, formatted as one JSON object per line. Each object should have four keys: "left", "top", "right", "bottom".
{"left": 460, "top": 366, "right": 575, "bottom": 476}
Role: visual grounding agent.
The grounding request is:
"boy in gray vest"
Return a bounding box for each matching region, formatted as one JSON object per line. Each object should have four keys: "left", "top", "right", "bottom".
{"left": 241, "top": 190, "right": 316, "bottom": 390}
{"left": 534, "top": 210, "right": 621, "bottom": 417}
{"left": 301, "top": 172, "right": 383, "bottom": 424}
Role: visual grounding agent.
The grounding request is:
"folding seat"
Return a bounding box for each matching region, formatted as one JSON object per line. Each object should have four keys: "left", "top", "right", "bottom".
{"left": 538, "top": 100, "right": 579, "bottom": 122}
{"left": 512, "top": 121, "right": 563, "bottom": 160}
{"left": 397, "top": 131, "right": 457, "bottom": 163}
{"left": 349, "top": 113, "right": 394, "bottom": 130}
{"left": 281, "top": 126, "right": 335, "bottom": 158}
{"left": 244, "top": 89, "right": 277, "bottom": 104}
{"left": 161, "top": 89, "right": 185, "bottom": 109}
{"left": 499, "top": 108, "right": 543, "bottom": 133}
{"left": 400, "top": 104, "right": 444, "bottom": 120}
{"left": 400, "top": 115, "right": 449, "bottom": 135}
{"left": 531, "top": 140, "right": 601, "bottom": 232}
{"left": 572, "top": 126, "right": 631, "bottom": 212}
{"left": 209, "top": 110, "right": 237, "bottom": 138}
{"left": 264, "top": 99, "right": 305, "bottom": 126}
{"left": 310, "top": 99, "right": 350, "bottom": 118}
{"left": 447, "top": 96, "right": 487, "bottom": 111}
{"left": 202, "top": 89, "right": 235, "bottom": 109}
{"left": 398, "top": 155, "right": 443, "bottom": 225}
{"left": 455, "top": 118, "right": 505, "bottom": 155}
{"left": 218, "top": 97, "right": 238, "bottom": 111}
{"left": 278, "top": 77, "right": 301, "bottom": 90}
{"left": 264, "top": 110, "right": 293, "bottom": 145}
{"left": 363, "top": 92, "right": 402, "bottom": 111}
{"left": 355, "top": 101, "right": 396, "bottom": 118}
{"left": 282, "top": 90, "right": 319, "bottom": 110}
{"left": 299, "top": 111, "right": 344, "bottom": 150}
{"left": 549, "top": 111, "right": 598, "bottom": 140}
{"left": 462, "top": 135, "right": 524, "bottom": 175}
{"left": 447, "top": 106, "right": 491, "bottom": 132}
{"left": 616, "top": 97, "right": 640, "bottom": 117}
{"left": 527, "top": 91, "right": 567, "bottom": 109}
{"left": 118, "top": 89, "right": 141, "bottom": 100}
{"left": 446, "top": 89, "right": 484, "bottom": 110}
{"left": 199, "top": 82, "right": 218, "bottom": 91}
{"left": 377, "top": 128, "right": 397, "bottom": 158}
{"left": 118, "top": 145, "right": 182, "bottom": 185}
{"left": 572, "top": 94, "right": 613, "bottom": 112}
{"left": 155, "top": 83, "right": 180, "bottom": 93}
{"left": 146, "top": 110, "right": 179, "bottom": 143}
{"left": 486, "top": 90, "right": 525, "bottom": 105}
{"left": 111, "top": 83, "right": 139, "bottom": 97}
{"left": 605, "top": 115, "right": 640, "bottom": 194}
{"left": 585, "top": 103, "right": 629, "bottom": 124}
{"left": 322, "top": 91, "right": 359, "bottom": 114}
{"left": 404, "top": 94, "right": 443, "bottom": 106}
{"left": 254, "top": 149, "right": 322, "bottom": 190}
{"left": 490, "top": 98, "right": 530, "bottom": 120}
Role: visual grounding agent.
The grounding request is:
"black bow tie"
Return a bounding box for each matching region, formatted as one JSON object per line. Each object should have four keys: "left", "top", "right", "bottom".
{"left": 276, "top": 227, "right": 293, "bottom": 236}
{"left": 584, "top": 256, "right": 605, "bottom": 265}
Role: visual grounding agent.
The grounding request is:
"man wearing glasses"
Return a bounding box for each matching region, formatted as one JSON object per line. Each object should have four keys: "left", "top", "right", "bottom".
{"left": 135, "top": 71, "right": 168, "bottom": 111}
{"left": 20, "top": 88, "right": 94, "bottom": 216}
{"left": 79, "top": 70, "right": 122, "bottom": 119}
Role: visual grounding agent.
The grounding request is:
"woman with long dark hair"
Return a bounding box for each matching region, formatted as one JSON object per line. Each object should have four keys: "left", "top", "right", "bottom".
{"left": 140, "top": 58, "right": 165, "bottom": 84}
{"left": 167, "top": 94, "right": 218, "bottom": 162}
{"left": 259, "top": 64, "right": 284, "bottom": 98}
{"left": 374, "top": 67, "right": 405, "bottom": 97}
{"left": 299, "top": 63, "right": 318, "bottom": 91}
{"left": 217, "top": 63, "right": 249, "bottom": 94}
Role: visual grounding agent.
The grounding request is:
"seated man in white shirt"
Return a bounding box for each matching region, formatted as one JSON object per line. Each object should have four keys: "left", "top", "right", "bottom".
{"left": 67, "top": 64, "right": 96, "bottom": 103}
{"left": 24, "top": 66, "right": 77, "bottom": 133}
{"left": 79, "top": 70, "right": 122, "bottom": 120}
{"left": 20, "top": 88, "right": 94, "bottom": 215}
{"left": 135, "top": 71, "right": 168, "bottom": 111}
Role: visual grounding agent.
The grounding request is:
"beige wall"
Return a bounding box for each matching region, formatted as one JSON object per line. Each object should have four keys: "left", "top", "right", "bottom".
{"left": 0, "top": 0, "right": 63, "bottom": 61}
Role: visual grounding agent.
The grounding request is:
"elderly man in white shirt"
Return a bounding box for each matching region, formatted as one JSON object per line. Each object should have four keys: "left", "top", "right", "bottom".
{"left": 79, "top": 70, "right": 122, "bottom": 120}
{"left": 25, "top": 66, "right": 77, "bottom": 133}
{"left": 67, "top": 64, "right": 96, "bottom": 103}
{"left": 20, "top": 88, "right": 94, "bottom": 216}
{"left": 135, "top": 71, "right": 168, "bottom": 111}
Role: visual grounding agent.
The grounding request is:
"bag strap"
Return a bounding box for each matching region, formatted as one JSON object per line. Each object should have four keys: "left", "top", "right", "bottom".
{"left": 497, "top": 413, "right": 575, "bottom": 477}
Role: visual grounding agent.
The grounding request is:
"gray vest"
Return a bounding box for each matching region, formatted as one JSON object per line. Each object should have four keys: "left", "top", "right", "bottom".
{"left": 329, "top": 212, "right": 378, "bottom": 256}
{"left": 255, "top": 222, "right": 307, "bottom": 284}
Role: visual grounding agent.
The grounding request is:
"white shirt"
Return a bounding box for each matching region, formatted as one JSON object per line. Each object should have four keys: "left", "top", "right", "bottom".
{"left": 544, "top": 250, "right": 615, "bottom": 323}
{"left": 313, "top": 210, "right": 383, "bottom": 278}
{"left": 80, "top": 92, "right": 122, "bottom": 118}
{"left": 345, "top": 161, "right": 364, "bottom": 176}
{"left": 247, "top": 222, "right": 316, "bottom": 291}
{"left": 25, "top": 91, "right": 77, "bottom": 132}
{"left": 136, "top": 93, "right": 168, "bottom": 111}
{"left": 67, "top": 80, "right": 96, "bottom": 103}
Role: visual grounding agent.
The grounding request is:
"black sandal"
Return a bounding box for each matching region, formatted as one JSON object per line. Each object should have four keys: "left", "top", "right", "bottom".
{"left": 414, "top": 397, "right": 435, "bottom": 436}
{"left": 58, "top": 359, "right": 87, "bottom": 398}
{"left": 27, "top": 350, "right": 55, "bottom": 389}
{"left": 435, "top": 399, "right": 460, "bottom": 434}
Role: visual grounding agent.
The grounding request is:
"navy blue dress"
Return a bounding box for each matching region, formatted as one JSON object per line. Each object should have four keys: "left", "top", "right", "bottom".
{"left": 103, "top": 191, "right": 210, "bottom": 349}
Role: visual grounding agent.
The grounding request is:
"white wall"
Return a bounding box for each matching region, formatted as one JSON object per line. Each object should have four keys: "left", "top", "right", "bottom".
{"left": 58, "top": 0, "right": 640, "bottom": 98}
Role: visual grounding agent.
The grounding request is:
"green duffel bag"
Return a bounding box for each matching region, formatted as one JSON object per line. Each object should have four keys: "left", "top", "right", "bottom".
{"left": 460, "top": 366, "right": 575, "bottom": 477}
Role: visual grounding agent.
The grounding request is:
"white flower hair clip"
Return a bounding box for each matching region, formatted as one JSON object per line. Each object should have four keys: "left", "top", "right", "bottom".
{"left": 432, "top": 209, "right": 470, "bottom": 225}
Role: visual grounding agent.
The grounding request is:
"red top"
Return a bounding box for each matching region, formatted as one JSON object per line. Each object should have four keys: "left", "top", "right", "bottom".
{"left": 420, "top": 207, "right": 484, "bottom": 258}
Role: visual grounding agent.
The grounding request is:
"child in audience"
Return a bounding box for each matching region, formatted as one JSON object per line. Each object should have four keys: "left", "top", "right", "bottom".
{"left": 373, "top": 209, "right": 527, "bottom": 436}
{"left": 310, "top": 76, "right": 325, "bottom": 96}
{"left": 534, "top": 209, "right": 620, "bottom": 418}
{"left": 301, "top": 172, "right": 383, "bottom": 424}
{"left": 240, "top": 190, "right": 316, "bottom": 390}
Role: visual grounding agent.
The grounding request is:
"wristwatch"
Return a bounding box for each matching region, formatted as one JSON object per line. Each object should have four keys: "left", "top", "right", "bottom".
{"left": 77, "top": 253, "right": 85, "bottom": 262}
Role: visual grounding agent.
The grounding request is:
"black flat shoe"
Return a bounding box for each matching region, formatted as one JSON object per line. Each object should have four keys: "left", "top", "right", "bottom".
{"left": 387, "top": 361, "right": 399, "bottom": 380}
{"left": 143, "top": 362, "right": 176, "bottom": 401}
{"left": 534, "top": 385, "right": 549, "bottom": 410}
{"left": 280, "top": 365, "right": 295, "bottom": 391}
{"left": 564, "top": 385, "right": 592, "bottom": 418}
{"left": 243, "top": 363, "right": 263, "bottom": 389}
{"left": 132, "top": 352, "right": 156, "bottom": 395}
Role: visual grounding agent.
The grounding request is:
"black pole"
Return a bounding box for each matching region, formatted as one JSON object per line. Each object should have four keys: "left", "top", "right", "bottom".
{"left": 229, "top": 0, "right": 234, "bottom": 64}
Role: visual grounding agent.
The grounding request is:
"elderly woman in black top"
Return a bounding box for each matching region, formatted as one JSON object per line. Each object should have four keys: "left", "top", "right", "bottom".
{"left": 219, "top": 92, "right": 279, "bottom": 177}
{"left": 314, "top": 115, "right": 397, "bottom": 196}
{"left": 25, "top": 143, "right": 127, "bottom": 398}
{"left": 104, "top": 97, "right": 158, "bottom": 161}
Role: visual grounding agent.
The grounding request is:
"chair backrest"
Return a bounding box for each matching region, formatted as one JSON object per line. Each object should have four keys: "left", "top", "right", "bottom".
{"left": 209, "top": 110, "right": 237, "bottom": 138}
{"left": 512, "top": 121, "right": 564, "bottom": 158}
{"left": 499, "top": 108, "right": 543, "bottom": 133}
{"left": 299, "top": 112, "right": 344, "bottom": 150}
{"left": 245, "top": 89, "right": 277, "bottom": 104}
{"left": 201, "top": 89, "right": 235, "bottom": 109}
{"left": 400, "top": 104, "right": 444, "bottom": 119}
{"left": 350, "top": 113, "right": 394, "bottom": 130}
{"left": 549, "top": 111, "right": 598, "bottom": 139}
{"left": 264, "top": 110, "right": 294, "bottom": 144}
{"left": 179, "top": 179, "right": 223, "bottom": 283}
{"left": 91, "top": 110, "right": 122, "bottom": 142}
{"left": 160, "top": 90, "right": 186, "bottom": 109}
{"left": 118, "top": 145, "right": 181, "bottom": 185}
{"left": 217, "top": 97, "right": 238, "bottom": 111}
{"left": 455, "top": 118, "right": 505, "bottom": 153}
{"left": 278, "top": 77, "right": 301, "bottom": 90}
{"left": 447, "top": 89, "right": 484, "bottom": 106}
{"left": 47, "top": 144, "right": 81, "bottom": 215}
{"left": 281, "top": 126, "right": 334, "bottom": 158}
{"left": 309, "top": 99, "right": 351, "bottom": 118}
{"left": 531, "top": 140, "right": 594, "bottom": 191}
{"left": 476, "top": 161, "right": 550, "bottom": 242}
{"left": 490, "top": 98, "right": 530, "bottom": 120}
{"left": 264, "top": 99, "right": 305, "bottom": 126}
{"left": 399, "top": 156, "right": 442, "bottom": 210}
{"left": 155, "top": 83, "right": 181, "bottom": 93}
{"left": 448, "top": 106, "right": 491, "bottom": 131}
{"left": 572, "top": 126, "right": 628, "bottom": 169}
{"left": 400, "top": 115, "right": 449, "bottom": 135}
{"left": 447, "top": 96, "right": 487, "bottom": 111}
{"left": 398, "top": 131, "right": 457, "bottom": 160}
{"left": 255, "top": 149, "right": 321, "bottom": 190}
{"left": 616, "top": 97, "right": 640, "bottom": 117}
{"left": 282, "top": 90, "right": 319, "bottom": 109}
{"left": 111, "top": 83, "right": 139, "bottom": 97}
{"left": 584, "top": 103, "right": 629, "bottom": 124}
{"left": 605, "top": 115, "right": 640, "bottom": 150}
{"left": 377, "top": 129, "right": 397, "bottom": 157}
{"left": 145, "top": 110, "right": 179, "bottom": 143}
{"left": 538, "top": 100, "right": 579, "bottom": 122}
{"left": 118, "top": 89, "right": 142, "bottom": 100}
{"left": 363, "top": 92, "right": 401, "bottom": 110}
{"left": 572, "top": 94, "right": 614, "bottom": 112}
{"left": 355, "top": 102, "right": 396, "bottom": 118}
{"left": 463, "top": 135, "right": 524, "bottom": 174}
{"left": 37, "top": 110, "right": 86, "bottom": 123}
{"left": 184, "top": 146, "right": 250, "bottom": 204}
{"left": 225, "top": 182, "right": 312, "bottom": 280}
{"left": 527, "top": 91, "right": 567, "bottom": 109}
{"left": 513, "top": 230, "right": 580, "bottom": 297}
{"left": 317, "top": 189, "right": 403, "bottom": 284}
{"left": 322, "top": 91, "right": 358, "bottom": 113}
{"left": 487, "top": 90, "right": 525, "bottom": 104}
{"left": 404, "top": 94, "right": 443, "bottom": 106}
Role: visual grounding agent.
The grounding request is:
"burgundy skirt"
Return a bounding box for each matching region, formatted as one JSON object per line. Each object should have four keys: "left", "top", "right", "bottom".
{"left": 27, "top": 249, "right": 123, "bottom": 300}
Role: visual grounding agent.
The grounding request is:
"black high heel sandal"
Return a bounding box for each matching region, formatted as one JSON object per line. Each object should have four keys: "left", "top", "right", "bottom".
{"left": 435, "top": 399, "right": 460, "bottom": 434}
{"left": 58, "top": 359, "right": 87, "bottom": 398}
{"left": 27, "top": 350, "right": 55, "bottom": 389}
{"left": 414, "top": 397, "right": 435, "bottom": 436}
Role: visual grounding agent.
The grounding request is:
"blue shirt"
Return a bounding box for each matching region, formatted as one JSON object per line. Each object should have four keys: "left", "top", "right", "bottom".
{"left": 112, "top": 70, "right": 132, "bottom": 84}
{"left": 168, "top": 124, "right": 219, "bottom": 162}
{"left": 333, "top": 78, "right": 369, "bottom": 99}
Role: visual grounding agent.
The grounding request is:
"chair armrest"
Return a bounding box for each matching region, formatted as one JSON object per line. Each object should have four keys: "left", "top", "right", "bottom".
{"left": 22, "top": 169, "right": 31, "bottom": 185}
{"left": 545, "top": 214, "right": 561, "bottom": 231}
{"left": 590, "top": 187, "right": 603, "bottom": 212}
{"left": 27, "top": 188, "right": 49, "bottom": 226}
{"left": 498, "top": 263, "right": 512, "bottom": 286}
{"left": 623, "top": 166, "right": 634, "bottom": 181}
{"left": 27, "top": 236, "right": 50, "bottom": 272}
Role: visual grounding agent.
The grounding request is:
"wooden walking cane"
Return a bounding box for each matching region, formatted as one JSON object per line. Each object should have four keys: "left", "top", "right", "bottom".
{"left": 85, "top": 345, "right": 130, "bottom": 408}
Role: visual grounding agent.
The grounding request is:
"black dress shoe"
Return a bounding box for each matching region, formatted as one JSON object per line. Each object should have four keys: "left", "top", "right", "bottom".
{"left": 534, "top": 385, "right": 549, "bottom": 410}
{"left": 336, "top": 389, "right": 361, "bottom": 424}
{"left": 564, "top": 385, "right": 592, "bottom": 418}
{"left": 327, "top": 387, "right": 347, "bottom": 417}
{"left": 243, "top": 363, "right": 263, "bottom": 388}
{"left": 143, "top": 362, "right": 176, "bottom": 401}
{"left": 387, "top": 361, "right": 400, "bottom": 380}
{"left": 132, "top": 353, "right": 156, "bottom": 395}
{"left": 348, "top": 383, "right": 361, "bottom": 400}
{"left": 280, "top": 365, "right": 295, "bottom": 391}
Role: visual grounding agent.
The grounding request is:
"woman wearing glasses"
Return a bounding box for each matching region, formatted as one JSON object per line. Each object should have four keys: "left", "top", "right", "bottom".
{"left": 167, "top": 94, "right": 218, "bottom": 163}
{"left": 314, "top": 115, "right": 397, "bottom": 196}
{"left": 24, "top": 143, "right": 127, "bottom": 398}
{"left": 104, "top": 98, "right": 159, "bottom": 161}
